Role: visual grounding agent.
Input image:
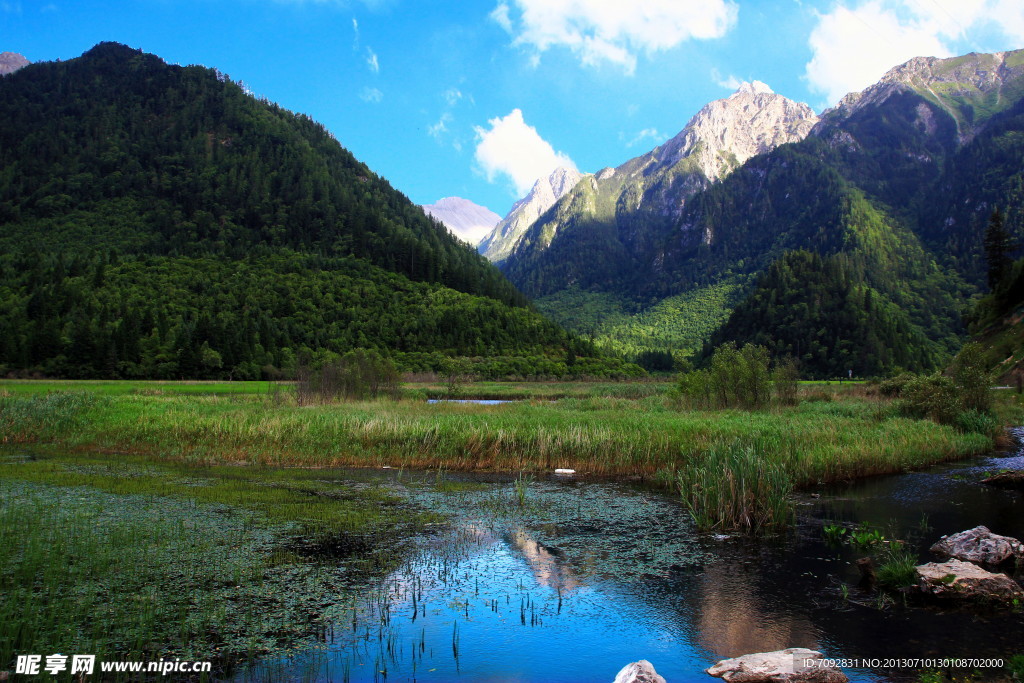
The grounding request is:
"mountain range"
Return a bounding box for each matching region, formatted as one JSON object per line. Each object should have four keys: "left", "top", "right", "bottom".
{"left": 2, "top": 41, "right": 1023, "bottom": 380}
{"left": 495, "top": 49, "right": 1024, "bottom": 376}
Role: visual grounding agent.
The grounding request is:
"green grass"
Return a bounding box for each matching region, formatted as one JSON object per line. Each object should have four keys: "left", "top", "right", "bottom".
{"left": 0, "top": 386, "right": 991, "bottom": 484}
{"left": 0, "top": 379, "right": 275, "bottom": 396}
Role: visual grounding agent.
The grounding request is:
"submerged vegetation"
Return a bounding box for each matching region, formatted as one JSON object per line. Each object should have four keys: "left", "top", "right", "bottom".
{"left": 0, "top": 449, "right": 435, "bottom": 676}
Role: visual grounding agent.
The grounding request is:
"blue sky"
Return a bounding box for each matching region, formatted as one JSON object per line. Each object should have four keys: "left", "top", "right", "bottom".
{"left": 3, "top": 0, "right": 1023, "bottom": 217}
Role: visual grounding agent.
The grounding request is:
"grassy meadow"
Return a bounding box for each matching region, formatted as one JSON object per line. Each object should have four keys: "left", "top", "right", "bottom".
{"left": 0, "top": 380, "right": 995, "bottom": 484}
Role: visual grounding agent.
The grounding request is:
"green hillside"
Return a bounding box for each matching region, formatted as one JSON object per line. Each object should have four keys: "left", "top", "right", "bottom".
{"left": 501, "top": 50, "right": 1024, "bottom": 376}
{"left": 0, "top": 43, "right": 584, "bottom": 379}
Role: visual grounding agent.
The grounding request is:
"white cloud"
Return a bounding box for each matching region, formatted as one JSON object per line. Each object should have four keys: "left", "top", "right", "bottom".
{"left": 428, "top": 112, "right": 452, "bottom": 139}
{"left": 711, "top": 67, "right": 741, "bottom": 90}
{"left": 444, "top": 88, "right": 463, "bottom": 107}
{"left": 624, "top": 127, "right": 668, "bottom": 148}
{"left": 494, "top": 0, "right": 738, "bottom": 75}
{"left": 805, "top": 0, "right": 1024, "bottom": 106}
{"left": 359, "top": 87, "right": 383, "bottom": 103}
{"left": 474, "top": 109, "right": 576, "bottom": 196}
{"left": 366, "top": 48, "right": 379, "bottom": 73}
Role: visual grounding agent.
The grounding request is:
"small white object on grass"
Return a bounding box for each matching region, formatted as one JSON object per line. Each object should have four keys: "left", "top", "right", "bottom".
{"left": 554, "top": 468, "right": 576, "bottom": 475}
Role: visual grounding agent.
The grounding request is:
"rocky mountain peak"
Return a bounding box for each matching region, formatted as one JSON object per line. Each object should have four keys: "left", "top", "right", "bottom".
{"left": 0, "top": 52, "right": 30, "bottom": 76}
{"left": 478, "top": 166, "right": 584, "bottom": 263}
{"left": 656, "top": 83, "right": 819, "bottom": 181}
{"left": 818, "top": 48, "right": 1024, "bottom": 141}
{"left": 732, "top": 80, "right": 774, "bottom": 97}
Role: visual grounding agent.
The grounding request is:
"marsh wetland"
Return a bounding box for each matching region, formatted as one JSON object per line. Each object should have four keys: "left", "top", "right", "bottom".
{"left": 1, "top": 382, "right": 1023, "bottom": 681}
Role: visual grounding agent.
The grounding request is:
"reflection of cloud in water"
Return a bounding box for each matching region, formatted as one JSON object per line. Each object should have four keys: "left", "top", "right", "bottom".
{"left": 696, "top": 563, "right": 819, "bottom": 659}
{"left": 506, "top": 527, "right": 584, "bottom": 592}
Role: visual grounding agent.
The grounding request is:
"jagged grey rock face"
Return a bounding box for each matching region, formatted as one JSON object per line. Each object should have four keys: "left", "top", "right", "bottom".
{"left": 421, "top": 197, "right": 500, "bottom": 246}
{"left": 817, "top": 49, "right": 1024, "bottom": 142}
{"left": 656, "top": 81, "right": 818, "bottom": 185}
{"left": 0, "top": 52, "right": 30, "bottom": 76}
{"left": 706, "top": 648, "right": 848, "bottom": 682}
{"left": 478, "top": 166, "right": 584, "bottom": 263}
{"left": 929, "top": 525, "right": 1024, "bottom": 566}
{"left": 503, "top": 82, "right": 819, "bottom": 260}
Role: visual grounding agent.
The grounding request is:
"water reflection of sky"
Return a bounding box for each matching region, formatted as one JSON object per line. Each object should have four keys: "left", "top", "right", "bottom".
{"left": 243, "top": 451, "right": 1024, "bottom": 683}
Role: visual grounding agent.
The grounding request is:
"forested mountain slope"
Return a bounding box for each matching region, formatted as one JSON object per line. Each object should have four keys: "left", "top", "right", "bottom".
{"left": 0, "top": 43, "right": 578, "bottom": 379}
{"left": 503, "top": 50, "right": 1024, "bottom": 376}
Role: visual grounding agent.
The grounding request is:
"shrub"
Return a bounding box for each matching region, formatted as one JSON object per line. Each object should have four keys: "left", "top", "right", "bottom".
{"left": 772, "top": 356, "right": 800, "bottom": 406}
{"left": 879, "top": 372, "right": 916, "bottom": 397}
{"left": 677, "top": 342, "right": 773, "bottom": 410}
{"left": 950, "top": 342, "right": 993, "bottom": 414}
{"left": 898, "top": 373, "right": 962, "bottom": 425}
{"left": 295, "top": 349, "right": 400, "bottom": 403}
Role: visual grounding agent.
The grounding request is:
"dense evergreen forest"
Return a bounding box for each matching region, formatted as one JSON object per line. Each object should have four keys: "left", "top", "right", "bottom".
{"left": 703, "top": 250, "right": 941, "bottom": 378}
{"left": 0, "top": 43, "right": 629, "bottom": 379}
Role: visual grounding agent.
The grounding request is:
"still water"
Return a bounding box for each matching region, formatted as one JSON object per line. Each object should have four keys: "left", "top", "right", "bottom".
{"left": 243, "top": 438, "right": 1024, "bottom": 683}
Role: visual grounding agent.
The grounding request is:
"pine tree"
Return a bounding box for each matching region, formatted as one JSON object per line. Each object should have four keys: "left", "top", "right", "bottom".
{"left": 984, "top": 208, "right": 1016, "bottom": 290}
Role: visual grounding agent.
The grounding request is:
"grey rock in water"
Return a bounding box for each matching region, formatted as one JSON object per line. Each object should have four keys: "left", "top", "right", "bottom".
{"left": 613, "top": 660, "right": 666, "bottom": 683}
{"left": 930, "top": 525, "right": 1024, "bottom": 566}
{"left": 706, "top": 648, "right": 848, "bottom": 682}
{"left": 916, "top": 558, "right": 1024, "bottom": 602}
{"left": 980, "top": 471, "right": 1024, "bottom": 491}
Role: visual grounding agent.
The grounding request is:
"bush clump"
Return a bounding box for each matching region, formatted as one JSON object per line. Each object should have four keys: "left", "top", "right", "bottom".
{"left": 675, "top": 343, "right": 797, "bottom": 410}
{"left": 295, "top": 349, "right": 400, "bottom": 403}
{"left": 897, "top": 343, "right": 994, "bottom": 429}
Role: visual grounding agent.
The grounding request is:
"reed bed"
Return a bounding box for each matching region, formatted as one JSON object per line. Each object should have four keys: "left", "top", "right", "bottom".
{"left": 0, "top": 390, "right": 991, "bottom": 482}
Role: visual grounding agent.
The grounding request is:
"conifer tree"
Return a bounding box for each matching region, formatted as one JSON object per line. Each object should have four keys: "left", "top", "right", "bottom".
{"left": 984, "top": 207, "right": 1016, "bottom": 290}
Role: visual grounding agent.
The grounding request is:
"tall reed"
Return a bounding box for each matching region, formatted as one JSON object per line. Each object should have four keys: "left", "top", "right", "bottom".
{"left": 676, "top": 444, "right": 794, "bottom": 531}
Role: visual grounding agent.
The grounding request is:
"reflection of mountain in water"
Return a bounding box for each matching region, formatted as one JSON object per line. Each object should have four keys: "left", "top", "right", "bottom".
{"left": 507, "top": 528, "right": 584, "bottom": 593}
{"left": 694, "top": 561, "right": 820, "bottom": 660}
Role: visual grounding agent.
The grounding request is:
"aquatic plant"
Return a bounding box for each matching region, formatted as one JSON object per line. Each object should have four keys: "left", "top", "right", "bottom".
{"left": 876, "top": 541, "right": 918, "bottom": 590}
{"left": 513, "top": 471, "right": 533, "bottom": 507}
{"left": 822, "top": 523, "right": 848, "bottom": 544}
{"left": 850, "top": 523, "right": 885, "bottom": 548}
{"left": 1007, "top": 654, "right": 1024, "bottom": 681}
{"left": 676, "top": 444, "right": 793, "bottom": 532}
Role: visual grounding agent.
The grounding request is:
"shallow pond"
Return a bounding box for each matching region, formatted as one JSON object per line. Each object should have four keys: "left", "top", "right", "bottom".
{"left": 242, "top": 437, "right": 1024, "bottom": 683}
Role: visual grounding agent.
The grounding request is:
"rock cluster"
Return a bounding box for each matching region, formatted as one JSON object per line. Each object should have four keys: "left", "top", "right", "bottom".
{"left": 981, "top": 471, "right": 1024, "bottom": 490}
{"left": 706, "top": 648, "right": 848, "bottom": 682}
{"left": 929, "top": 525, "right": 1024, "bottom": 566}
{"left": 914, "top": 526, "right": 1024, "bottom": 603}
